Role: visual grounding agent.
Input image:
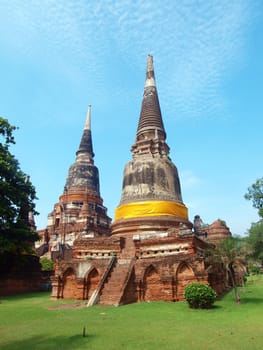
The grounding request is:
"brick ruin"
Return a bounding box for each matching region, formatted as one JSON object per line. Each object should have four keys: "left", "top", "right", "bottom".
{"left": 0, "top": 253, "right": 41, "bottom": 296}
{"left": 37, "top": 55, "right": 231, "bottom": 305}
{"left": 0, "top": 178, "right": 41, "bottom": 297}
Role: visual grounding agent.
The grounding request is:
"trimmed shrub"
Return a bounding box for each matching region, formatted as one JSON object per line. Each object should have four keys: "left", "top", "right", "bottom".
{"left": 184, "top": 283, "right": 216, "bottom": 309}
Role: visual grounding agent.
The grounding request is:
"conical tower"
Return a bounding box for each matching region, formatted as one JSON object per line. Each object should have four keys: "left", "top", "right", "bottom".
{"left": 46, "top": 106, "right": 111, "bottom": 251}
{"left": 112, "top": 55, "right": 190, "bottom": 236}
{"left": 65, "top": 105, "right": 98, "bottom": 193}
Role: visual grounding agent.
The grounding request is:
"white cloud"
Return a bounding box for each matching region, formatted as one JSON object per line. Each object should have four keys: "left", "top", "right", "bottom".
{"left": 0, "top": 0, "right": 258, "bottom": 120}
{"left": 107, "top": 1, "right": 258, "bottom": 120}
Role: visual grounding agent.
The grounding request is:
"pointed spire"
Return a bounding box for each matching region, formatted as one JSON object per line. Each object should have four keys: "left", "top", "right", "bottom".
{"left": 114, "top": 55, "right": 187, "bottom": 222}
{"left": 65, "top": 105, "right": 100, "bottom": 192}
{"left": 144, "top": 54, "right": 156, "bottom": 88}
{"left": 76, "top": 105, "right": 94, "bottom": 163}
{"left": 84, "top": 104, "right": 91, "bottom": 130}
{"left": 136, "top": 55, "right": 166, "bottom": 139}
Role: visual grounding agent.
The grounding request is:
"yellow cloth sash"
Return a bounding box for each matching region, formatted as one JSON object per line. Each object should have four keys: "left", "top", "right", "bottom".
{"left": 114, "top": 200, "right": 188, "bottom": 220}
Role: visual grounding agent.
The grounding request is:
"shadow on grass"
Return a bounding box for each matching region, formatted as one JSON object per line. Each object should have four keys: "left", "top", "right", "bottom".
{"left": 0, "top": 334, "right": 96, "bottom": 350}
{"left": 185, "top": 304, "right": 222, "bottom": 310}
{"left": 1, "top": 291, "right": 50, "bottom": 302}
{"left": 211, "top": 304, "right": 222, "bottom": 309}
{"left": 240, "top": 297, "right": 263, "bottom": 305}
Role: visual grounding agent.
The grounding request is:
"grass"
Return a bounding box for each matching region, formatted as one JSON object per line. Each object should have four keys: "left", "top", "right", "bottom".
{"left": 0, "top": 276, "right": 263, "bottom": 350}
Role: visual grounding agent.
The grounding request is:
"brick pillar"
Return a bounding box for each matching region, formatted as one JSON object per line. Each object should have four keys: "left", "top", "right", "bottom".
{"left": 162, "top": 278, "right": 174, "bottom": 301}
{"left": 136, "top": 279, "right": 144, "bottom": 302}
{"left": 76, "top": 278, "right": 85, "bottom": 299}
{"left": 50, "top": 276, "right": 63, "bottom": 299}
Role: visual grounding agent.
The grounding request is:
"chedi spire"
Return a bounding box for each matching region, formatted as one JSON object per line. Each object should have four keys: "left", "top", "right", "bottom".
{"left": 76, "top": 104, "right": 94, "bottom": 164}
{"left": 114, "top": 55, "right": 188, "bottom": 223}
{"left": 43, "top": 106, "right": 111, "bottom": 251}
{"left": 65, "top": 105, "right": 99, "bottom": 194}
{"left": 136, "top": 54, "right": 165, "bottom": 141}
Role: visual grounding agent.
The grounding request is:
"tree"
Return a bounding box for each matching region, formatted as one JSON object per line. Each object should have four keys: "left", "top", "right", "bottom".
{"left": 206, "top": 236, "right": 250, "bottom": 304}
{"left": 246, "top": 220, "right": 263, "bottom": 266}
{"left": 40, "top": 257, "right": 54, "bottom": 271}
{"left": 244, "top": 178, "right": 263, "bottom": 266}
{"left": 0, "top": 117, "right": 39, "bottom": 254}
{"left": 245, "top": 178, "right": 263, "bottom": 218}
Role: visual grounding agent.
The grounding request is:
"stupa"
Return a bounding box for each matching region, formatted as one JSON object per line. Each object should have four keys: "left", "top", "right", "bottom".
{"left": 36, "top": 106, "right": 111, "bottom": 259}
{"left": 49, "top": 56, "right": 227, "bottom": 304}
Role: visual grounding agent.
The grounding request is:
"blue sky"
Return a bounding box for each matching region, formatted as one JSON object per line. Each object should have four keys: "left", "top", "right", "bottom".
{"left": 0, "top": 1, "right": 262, "bottom": 235}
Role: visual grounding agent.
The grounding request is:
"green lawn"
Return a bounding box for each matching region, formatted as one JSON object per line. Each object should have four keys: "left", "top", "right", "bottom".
{"left": 0, "top": 276, "right": 263, "bottom": 350}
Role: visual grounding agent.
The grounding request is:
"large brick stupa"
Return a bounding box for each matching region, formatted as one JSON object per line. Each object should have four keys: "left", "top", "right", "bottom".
{"left": 48, "top": 56, "right": 227, "bottom": 305}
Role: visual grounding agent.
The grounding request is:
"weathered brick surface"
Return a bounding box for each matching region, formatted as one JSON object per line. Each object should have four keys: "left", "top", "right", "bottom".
{"left": 51, "top": 258, "right": 112, "bottom": 300}
{"left": 99, "top": 259, "right": 134, "bottom": 305}
{"left": 0, "top": 254, "right": 41, "bottom": 296}
{"left": 51, "top": 227, "right": 223, "bottom": 305}
{"left": 0, "top": 277, "right": 40, "bottom": 296}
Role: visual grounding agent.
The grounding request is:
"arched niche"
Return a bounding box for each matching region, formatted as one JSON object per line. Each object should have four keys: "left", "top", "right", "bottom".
{"left": 175, "top": 262, "right": 195, "bottom": 301}
{"left": 143, "top": 265, "right": 164, "bottom": 301}
{"left": 83, "top": 268, "right": 100, "bottom": 300}
{"left": 62, "top": 267, "right": 77, "bottom": 299}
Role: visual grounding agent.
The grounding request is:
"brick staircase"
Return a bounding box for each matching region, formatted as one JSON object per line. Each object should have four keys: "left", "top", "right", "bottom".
{"left": 99, "top": 258, "right": 134, "bottom": 306}
{"left": 86, "top": 256, "right": 116, "bottom": 307}
{"left": 120, "top": 236, "right": 135, "bottom": 259}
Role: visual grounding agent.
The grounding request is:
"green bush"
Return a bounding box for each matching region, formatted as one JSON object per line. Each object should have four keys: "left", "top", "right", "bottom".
{"left": 40, "top": 257, "right": 54, "bottom": 271}
{"left": 184, "top": 283, "right": 216, "bottom": 309}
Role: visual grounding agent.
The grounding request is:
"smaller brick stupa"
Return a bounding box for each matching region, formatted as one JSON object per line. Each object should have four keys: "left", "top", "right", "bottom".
{"left": 37, "top": 106, "right": 111, "bottom": 259}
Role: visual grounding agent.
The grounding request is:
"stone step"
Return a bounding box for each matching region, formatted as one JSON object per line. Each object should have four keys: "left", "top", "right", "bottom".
{"left": 100, "top": 283, "right": 123, "bottom": 291}
{"left": 101, "top": 286, "right": 122, "bottom": 293}
{"left": 99, "top": 258, "right": 134, "bottom": 305}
